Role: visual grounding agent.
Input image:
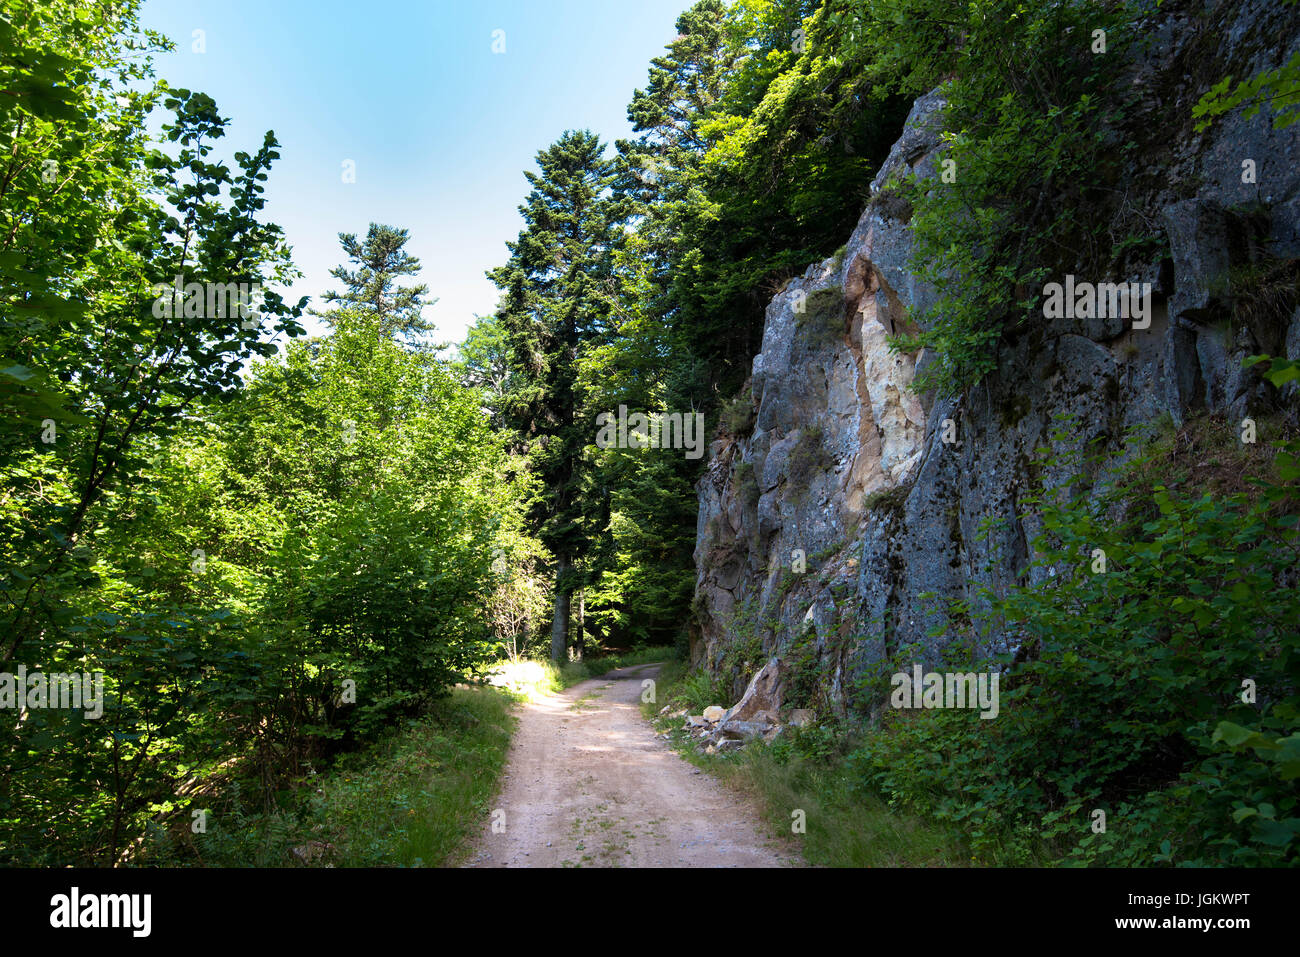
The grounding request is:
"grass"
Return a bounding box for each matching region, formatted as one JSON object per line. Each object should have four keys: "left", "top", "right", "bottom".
{"left": 647, "top": 661, "right": 981, "bottom": 867}
{"left": 720, "top": 384, "right": 756, "bottom": 437}
{"left": 552, "top": 645, "right": 674, "bottom": 689}
{"left": 485, "top": 658, "right": 563, "bottom": 701}
{"left": 302, "top": 646, "right": 672, "bottom": 865}
{"left": 305, "top": 686, "right": 516, "bottom": 866}
{"left": 156, "top": 685, "right": 517, "bottom": 867}
{"left": 862, "top": 482, "right": 911, "bottom": 519}
{"left": 720, "top": 743, "right": 974, "bottom": 867}
{"left": 645, "top": 659, "right": 725, "bottom": 714}
{"left": 490, "top": 645, "right": 674, "bottom": 696}
{"left": 1143, "top": 409, "right": 1295, "bottom": 501}
{"left": 787, "top": 425, "right": 833, "bottom": 492}
{"left": 795, "top": 284, "right": 846, "bottom": 344}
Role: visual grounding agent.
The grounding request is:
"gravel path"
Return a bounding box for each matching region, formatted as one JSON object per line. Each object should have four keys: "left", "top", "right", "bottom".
{"left": 463, "top": 662, "right": 796, "bottom": 868}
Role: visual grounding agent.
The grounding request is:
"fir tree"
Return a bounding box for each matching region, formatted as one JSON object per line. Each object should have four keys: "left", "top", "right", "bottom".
{"left": 322, "top": 223, "right": 433, "bottom": 342}
{"left": 488, "top": 131, "right": 623, "bottom": 661}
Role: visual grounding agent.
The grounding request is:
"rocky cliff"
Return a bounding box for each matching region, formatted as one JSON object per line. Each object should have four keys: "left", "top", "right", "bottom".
{"left": 690, "top": 0, "right": 1300, "bottom": 715}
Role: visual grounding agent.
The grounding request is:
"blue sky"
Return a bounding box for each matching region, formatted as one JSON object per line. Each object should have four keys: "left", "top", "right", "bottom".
{"left": 138, "top": 0, "right": 693, "bottom": 343}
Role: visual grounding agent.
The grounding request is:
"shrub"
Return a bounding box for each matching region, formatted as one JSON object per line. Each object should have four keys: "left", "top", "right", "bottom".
{"left": 847, "top": 394, "right": 1300, "bottom": 865}
{"left": 787, "top": 426, "right": 832, "bottom": 491}
{"left": 720, "top": 386, "right": 757, "bottom": 437}
{"left": 833, "top": 0, "right": 1143, "bottom": 397}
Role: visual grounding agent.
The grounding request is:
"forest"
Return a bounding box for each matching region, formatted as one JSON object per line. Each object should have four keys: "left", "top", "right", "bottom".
{"left": 3, "top": 0, "right": 1299, "bottom": 871}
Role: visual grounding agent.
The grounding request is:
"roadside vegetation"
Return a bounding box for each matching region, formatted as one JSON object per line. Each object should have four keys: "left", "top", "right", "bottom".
{"left": 137, "top": 685, "right": 514, "bottom": 867}
{"left": 662, "top": 386, "right": 1300, "bottom": 868}
{"left": 493, "top": 645, "right": 674, "bottom": 698}
{"left": 847, "top": 398, "right": 1300, "bottom": 868}
{"left": 647, "top": 660, "right": 982, "bottom": 867}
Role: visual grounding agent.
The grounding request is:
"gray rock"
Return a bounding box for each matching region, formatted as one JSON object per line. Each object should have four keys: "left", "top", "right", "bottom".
{"left": 717, "top": 720, "right": 769, "bottom": 742}
{"left": 689, "top": 1, "right": 1300, "bottom": 720}
{"left": 787, "top": 709, "right": 815, "bottom": 728}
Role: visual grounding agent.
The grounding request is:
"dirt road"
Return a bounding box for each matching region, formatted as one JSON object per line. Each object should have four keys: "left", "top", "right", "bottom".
{"left": 464, "top": 663, "right": 796, "bottom": 868}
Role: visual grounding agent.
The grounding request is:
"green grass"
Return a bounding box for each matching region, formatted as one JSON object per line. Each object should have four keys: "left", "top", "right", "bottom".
{"left": 720, "top": 741, "right": 986, "bottom": 867}
{"left": 642, "top": 658, "right": 724, "bottom": 715}
{"left": 155, "top": 685, "right": 517, "bottom": 867}
{"left": 307, "top": 686, "right": 516, "bottom": 866}
{"left": 552, "top": 645, "right": 675, "bottom": 689}
{"left": 648, "top": 662, "right": 981, "bottom": 867}
{"left": 487, "top": 645, "right": 676, "bottom": 702}
{"left": 283, "top": 648, "right": 674, "bottom": 865}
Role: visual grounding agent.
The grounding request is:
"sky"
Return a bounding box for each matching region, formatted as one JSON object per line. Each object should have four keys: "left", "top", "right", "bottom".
{"left": 138, "top": 0, "right": 694, "bottom": 343}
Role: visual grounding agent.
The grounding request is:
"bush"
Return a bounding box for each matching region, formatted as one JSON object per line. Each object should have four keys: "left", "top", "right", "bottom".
{"left": 835, "top": 0, "right": 1143, "bottom": 397}
{"left": 787, "top": 426, "right": 832, "bottom": 491}
{"left": 137, "top": 686, "right": 516, "bottom": 867}
{"left": 847, "top": 402, "right": 1300, "bottom": 865}
{"left": 720, "top": 386, "right": 757, "bottom": 437}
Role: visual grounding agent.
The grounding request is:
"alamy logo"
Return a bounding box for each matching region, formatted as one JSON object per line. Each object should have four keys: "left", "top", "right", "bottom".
{"left": 595, "top": 405, "right": 706, "bottom": 460}
{"left": 50, "top": 887, "right": 151, "bottom": 937}
{"left": 0, "top": 667, "right": 103, "bottom": 719}
{"left": 890, "top": 664, "right": 999, "bottom": 719}
{"left": 1042, "top": 275, "right": 1152, "bottom": 330}
{"left": 151, "top": 277, "right": 263, "bottom": 323}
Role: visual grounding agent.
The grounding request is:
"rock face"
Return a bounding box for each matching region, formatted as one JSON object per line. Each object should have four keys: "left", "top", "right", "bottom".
{"left": 722, "top": 659, "right": 782, "bottom": 723}
{"left": 690, "top": 0, "right": 1300, "bottom": 717}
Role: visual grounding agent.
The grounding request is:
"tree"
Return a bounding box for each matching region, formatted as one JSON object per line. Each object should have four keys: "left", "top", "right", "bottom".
{"left": 487, "top": 131, "right": 622, "bottom": 660}
{"left": 552, "top": 0, "right": 906, "bottom": 650}
{"left": 485, "top": 532, "right": 550, "bottom": 660}
{"left": 0, "top": 0, "right": 309, "bottom": 864}
{"left": 321, "top": 223, "right": 433, "bottom": 343}
{"left": 454, "top": 313, "right": 514, "bottom": 426}
{"left": 0, "top": 0, "right": 306, "bottom": 667}
{"left": 1195, "top": 50, "right": 1300, "bottom": 131}
{"left": 832, "top": 0, "right": 1134, "bottom": 397}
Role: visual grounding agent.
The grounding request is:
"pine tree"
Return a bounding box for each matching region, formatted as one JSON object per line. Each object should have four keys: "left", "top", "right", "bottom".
{"left": 488, "top": 131, "right": 622, "bottom": 661}
{"left": 626, "top": 0, "right": 731, "bottom": 160}
{"left": 322, "top": 223, "right": 433, "bottom": 342}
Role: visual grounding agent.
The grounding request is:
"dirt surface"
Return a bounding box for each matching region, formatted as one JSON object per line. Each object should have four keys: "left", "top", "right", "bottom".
{"left": 464, "top": 663, "right": 796, "bottom": 868}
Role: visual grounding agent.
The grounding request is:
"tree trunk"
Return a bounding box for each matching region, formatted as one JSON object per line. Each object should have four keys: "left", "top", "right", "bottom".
{"left": 515, "top": 619, "right": 529, "bottom": 661}
{"left": 550, "top": 556, "right": 570, "bottom": 662}
{"left": 576, "top": 588, "right": 585, "bottom": 660}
